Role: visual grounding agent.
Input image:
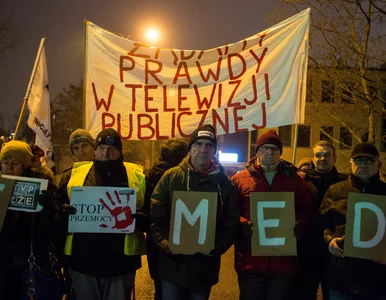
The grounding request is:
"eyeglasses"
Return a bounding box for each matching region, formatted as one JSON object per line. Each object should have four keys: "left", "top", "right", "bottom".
{"left": 351, "top": 157, "right": 377, "bottom": 165}
{"left": 259, "top": 145, "right": 280, "bottom": 153}
{"left": 98, "top": 136, "right": 116, "bottom": 145}
{"left": 298, "top": 168, "right": 308, "bottom": 174}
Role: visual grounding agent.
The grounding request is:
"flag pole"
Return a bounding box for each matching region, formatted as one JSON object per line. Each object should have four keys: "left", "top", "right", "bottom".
{"left": 14, "top": 38, "right": 46, "bottom": 140}
{"left": 83, "top": 20, "right": 88, "bottom": 129}
{"left": 292, "top": 124, "right": 299, "bottom": 164}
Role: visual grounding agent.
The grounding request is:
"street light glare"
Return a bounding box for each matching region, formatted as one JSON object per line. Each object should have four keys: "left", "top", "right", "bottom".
{"left": 145, "top": 28, "right": 159, "bottom": 42}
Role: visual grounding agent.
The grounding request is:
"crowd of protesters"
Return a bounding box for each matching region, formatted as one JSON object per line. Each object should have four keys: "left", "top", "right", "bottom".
{"left": 1, "top": 125, "right": 386, "bottom": 300}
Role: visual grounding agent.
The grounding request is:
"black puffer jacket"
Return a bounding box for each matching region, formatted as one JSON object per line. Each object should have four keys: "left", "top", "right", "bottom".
{"left": 319, "top": 173, "right": 386, "bottom": 296}
{"left": 150, "top": 156, "right": 239, "bottom": 291}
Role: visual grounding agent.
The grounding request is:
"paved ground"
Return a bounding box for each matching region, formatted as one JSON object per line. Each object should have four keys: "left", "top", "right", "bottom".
{"left": 134, "top": 247, "right": 238, "bottom": 300}
{"left": 134, "top": 246, "right": 324, "bottom": 300}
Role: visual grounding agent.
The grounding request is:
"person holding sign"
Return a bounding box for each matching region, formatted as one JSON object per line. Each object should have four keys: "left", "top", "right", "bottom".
{"left": 320, "top": 143, "right": 386, "bottom": 300}
{"left": 231, "top": 130, "right": 314, "bottom": 300}
{"left": 57, "top": 128, "right": 147, "bottom": 300}
{"left": 0, "top": 140, "right": 58, "bottom": 300}
{"left": 150, "top": 124, "right": 239, "bottom": 300}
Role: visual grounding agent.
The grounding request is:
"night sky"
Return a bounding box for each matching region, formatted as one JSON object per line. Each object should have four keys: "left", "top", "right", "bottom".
{"left": 0, "top": 0, "right": 284, "bottom": 130}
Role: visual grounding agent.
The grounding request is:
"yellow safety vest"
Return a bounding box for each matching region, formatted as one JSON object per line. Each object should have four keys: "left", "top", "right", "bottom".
{"left": 64, "top": 161, "right": 146, "bottom": 256}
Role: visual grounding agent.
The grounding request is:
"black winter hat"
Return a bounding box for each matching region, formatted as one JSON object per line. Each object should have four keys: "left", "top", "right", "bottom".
{"left": 188, "top": 124, "right": 217, "bottom": 151}
{"left": 351, "top": 143, "right": 379, "bottom": 159}
{"left": 255, "top": 130, "right": 283, "bottom": 154}
{"left": 95, "top": 128, "right": 122, "bottom": 154}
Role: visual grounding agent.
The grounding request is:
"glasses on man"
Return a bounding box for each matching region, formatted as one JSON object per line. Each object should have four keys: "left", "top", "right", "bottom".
{"left": 259, "top": 145, "right": 280, "bottom": 153}
{"left": 351, "top": 157, "right": 377, "bottom": 165}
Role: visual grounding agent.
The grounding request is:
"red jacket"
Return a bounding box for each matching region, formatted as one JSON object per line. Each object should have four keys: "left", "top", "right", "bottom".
{"left": 231, "top": 158, "right": 314, "bottom": 274}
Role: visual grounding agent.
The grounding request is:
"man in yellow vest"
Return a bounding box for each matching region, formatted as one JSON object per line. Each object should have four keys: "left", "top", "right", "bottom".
{"left": 58, "top": 128, "right": 147, "bottom": 300}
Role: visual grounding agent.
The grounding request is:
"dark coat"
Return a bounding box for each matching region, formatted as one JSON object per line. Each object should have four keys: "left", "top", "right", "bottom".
{"left": 231, "top": 158, "right": 314, "bottom": 274}
{"left": 299, "top": 167, "right": 348, "bottom": 257}
{"left": 319, "top": 173, "right": 386, "bottom": 296}
{"left": 150, "top": 156, "right": 239, "bottom": 290}
{"left": 0, "top": 166, "right": 57, "bottom": 300}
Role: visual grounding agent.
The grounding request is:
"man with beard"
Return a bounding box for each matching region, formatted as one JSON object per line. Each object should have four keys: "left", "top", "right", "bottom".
{"left": 295, "top": 141, "right": 347, "bottom": 300}
{"left": 320, "top": 143, "right": 386, "bottom": 299}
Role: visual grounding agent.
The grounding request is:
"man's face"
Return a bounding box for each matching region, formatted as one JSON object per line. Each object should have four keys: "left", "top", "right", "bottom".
{"left": 95, "top": 145, "right": 121, "bottom": 161}
{"left": 189, "top": 139, "right": 215, "bottom": 171}
{"left": 1, "top": 156, "right": 25, "bottom": 176}
{"left": 350, "top": 156, "right": 380, "bottom": 181}
{"left": 256, "top": 143, "right": 281, "bottom": 166}
{"left": 313, "top": 146, "right": 336, "bottom": 173}
{"left": 72, "top": 142, "right": 94, "bottom": 162}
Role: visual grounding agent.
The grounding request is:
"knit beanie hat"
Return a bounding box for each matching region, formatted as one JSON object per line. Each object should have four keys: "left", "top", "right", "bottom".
{"left": 69, "top": 129, "right": 94, "bottom": 154}
{"left": 297, "top": 157, "right": 313, "bottom": 169}
{"left": 188, "top": 124, "right": 217, "bottom": 151}
{"left": 351, "top": 143, "right": 379, "bottom": 159}
{"left": 0, "top": 140, "right": 34, "bottom": 168}
{"left": 255, "top": 130, "right": 283, "bottom": 154}
{"left": 95, "top": 128, "right": 122, "bottom": 154}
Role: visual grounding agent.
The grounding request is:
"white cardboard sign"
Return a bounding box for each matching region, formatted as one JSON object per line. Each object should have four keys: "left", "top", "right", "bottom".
{"left": 68, "top": 186, "right": 136, "bottom": 233}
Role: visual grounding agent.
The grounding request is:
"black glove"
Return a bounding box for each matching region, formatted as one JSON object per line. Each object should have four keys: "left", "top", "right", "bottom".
{"left": 131, "top": 212, "right": 149, "bottom": 231}
{"left": 37, "top": 190, "right": 54, "bottom": 210}
{"left": 59, "top": 204, "right": 77, "bottom": 218}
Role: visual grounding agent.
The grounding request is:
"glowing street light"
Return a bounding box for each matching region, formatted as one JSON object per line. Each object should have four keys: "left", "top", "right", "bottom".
{"left": 144, "top": 28, "right": 159, "bottom": 43}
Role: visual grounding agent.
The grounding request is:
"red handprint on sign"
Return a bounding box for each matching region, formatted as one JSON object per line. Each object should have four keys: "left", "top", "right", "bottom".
{"left": 99, "top": 190, "right": 134, "bottom": 229}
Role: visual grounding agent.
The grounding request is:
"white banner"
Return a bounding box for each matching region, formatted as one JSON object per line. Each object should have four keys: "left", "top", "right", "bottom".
{"left": 68, "top": 186, "right": 137, "bottom": 233}
{"left": 27, "top": 38, "right": 53, "bottom": 153}
{"left": 85, "top": 9, "right": 310, "bottom": 139}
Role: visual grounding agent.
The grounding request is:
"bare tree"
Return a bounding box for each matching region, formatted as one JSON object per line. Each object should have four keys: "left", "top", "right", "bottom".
{"left": 51, "top": 79, "right": 83, "bottom": 142}
{"left": 271, "top": 0, "right": 386, "bottom": 145}
{"left": 0, "top": 2, "right": 22, "bottom": 67}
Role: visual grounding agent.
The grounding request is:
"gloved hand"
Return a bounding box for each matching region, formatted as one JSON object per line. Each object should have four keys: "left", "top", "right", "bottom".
{"left": 37, "top": 190, "right": 55, "bottom": 211}
{"left": 240, "top": 221, "right": 253, "bottom": 238}
{"left": 131, "top": 212, "right": 149, "bottom": 232}
{"left": 59, "top": 203, "right": 77, "bottom": 218}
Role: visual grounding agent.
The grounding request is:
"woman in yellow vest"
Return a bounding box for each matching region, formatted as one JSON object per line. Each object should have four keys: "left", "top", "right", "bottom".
{"left": 57, "top": 128, "right": 147, "bottom": 300}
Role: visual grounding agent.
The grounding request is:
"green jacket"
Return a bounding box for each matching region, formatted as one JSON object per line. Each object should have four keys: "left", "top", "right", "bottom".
{"left": 150, "top": 156, "right": 239, "bottom": 290}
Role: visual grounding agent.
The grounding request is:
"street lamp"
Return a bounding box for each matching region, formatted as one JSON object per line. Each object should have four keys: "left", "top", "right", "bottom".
{"left": 112, "top": 28, "right": 160, "bottom": 44}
